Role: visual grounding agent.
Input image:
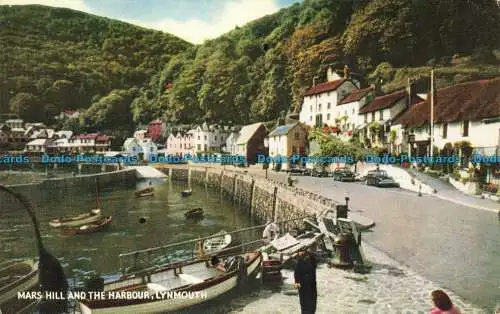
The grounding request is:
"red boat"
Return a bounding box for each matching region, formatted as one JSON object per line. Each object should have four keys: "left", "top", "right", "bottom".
{"left": 60, "top": 216, "right": 112, "bottom": 236}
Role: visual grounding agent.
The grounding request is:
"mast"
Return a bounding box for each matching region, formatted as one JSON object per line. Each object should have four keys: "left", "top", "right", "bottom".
{"left": 430, "top": 69, "right": 434, "bottom": 158}
{"left": 95, "top": 178, "right": 101, "bottom": 209}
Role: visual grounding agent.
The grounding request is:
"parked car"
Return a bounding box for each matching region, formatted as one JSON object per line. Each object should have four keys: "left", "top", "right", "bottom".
{"left": 333, "top": 168, "right": 355, "bottom": 182}
{"left": 311, "top": 167, "right": 329, "bottom": 177}
{"left": 365, "top": 170, "right": 400, "bottom": 187}
{"left": 287, "top": 167, "right": 306, "bottom": 175}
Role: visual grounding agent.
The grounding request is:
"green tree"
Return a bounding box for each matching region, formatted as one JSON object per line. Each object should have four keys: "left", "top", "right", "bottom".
{"left": 9, "top": 92, "right": 40, "bottom": 121}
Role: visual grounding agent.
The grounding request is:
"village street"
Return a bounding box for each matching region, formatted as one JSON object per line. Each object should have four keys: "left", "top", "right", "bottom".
{"left": 165, "top": 163, "right": 499, "bottom": 311}
{"left": 292, "top": 176, "right": 500, "bottom": 312}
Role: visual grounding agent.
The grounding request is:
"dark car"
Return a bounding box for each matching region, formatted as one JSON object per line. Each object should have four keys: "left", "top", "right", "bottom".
{"left": 311, "top": 167, "right": 329, "bottom": 177}
{"left": 333, "top": 168, "right": 355, "bottom": 182}
{"left": 365, "top": 170, "right": 400, "bottom": 187}
{"left": 287, "top": 167, "right": 306, "bottom": 175}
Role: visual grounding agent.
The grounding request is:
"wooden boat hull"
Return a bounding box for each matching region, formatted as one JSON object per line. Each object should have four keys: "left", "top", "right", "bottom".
{"left": 60, "top": 216, "right": 112, "bottom": 236}
{"left": 135, "top": 187, "right": 154, "bottom": 197}
{"left": 0, "top": 259, "right": 39, "bottom": 314}
{"left": 184, "top": 208, "right": 203, "bottom": 218}
{"left": 49, "top": 209, "right": 102, "bottom": 228}
{"left": 78, "top": 252, "right": 262, "bottom": 314}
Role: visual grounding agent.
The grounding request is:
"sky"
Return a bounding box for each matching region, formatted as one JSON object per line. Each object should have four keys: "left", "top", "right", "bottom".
{"left": 0, "top": 0, "right": 301, "bottom": 43}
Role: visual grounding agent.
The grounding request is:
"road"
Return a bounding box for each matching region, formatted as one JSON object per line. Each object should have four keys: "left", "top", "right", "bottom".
{"left": 294, "top": 176, "right": 500, "bottom": 311}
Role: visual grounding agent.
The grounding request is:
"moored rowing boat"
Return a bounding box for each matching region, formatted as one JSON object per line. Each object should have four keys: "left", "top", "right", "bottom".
{"left": 78, "top": 252, "right": 262, "bottom": 314}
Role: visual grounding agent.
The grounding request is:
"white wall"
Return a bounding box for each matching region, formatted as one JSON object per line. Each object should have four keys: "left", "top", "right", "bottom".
{"left": 433, "top": 120, "right": 500, "bottom": 148}
{"left": 299, "top": 81, "right": 358, "bottom": 127}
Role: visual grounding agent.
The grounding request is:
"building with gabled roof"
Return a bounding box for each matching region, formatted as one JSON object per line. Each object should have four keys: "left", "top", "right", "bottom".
{"left": 392, "top": 78, "right": 500, "bottom": 158}
{"left": 299, "top": 66, "right": 360, "bottom": 128}
{"left": 236, "top": 122, "right": 268, "bottom": 164}
{"left": 267, "top": 122, "right": 308, "bottom": 169}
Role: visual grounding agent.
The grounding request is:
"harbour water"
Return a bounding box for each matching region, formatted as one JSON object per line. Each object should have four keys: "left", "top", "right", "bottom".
{"left": 0, "top": 178, "right": 262, "bottom": 312}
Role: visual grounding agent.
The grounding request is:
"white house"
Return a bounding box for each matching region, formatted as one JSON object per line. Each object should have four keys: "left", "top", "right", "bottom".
{"left": 393, "top": 78, "right": 500, "bottom": 157}
{"left": 337, "top": 86, "right": 375, "bottom": 130}
{"left": 5, "top": 119, "right": 23, "bottom": 129}
{"left": 139, "top": 138, "right": 158, "bottom": 161}
{"left": 223, "top": 127, "right": 241, "bottom": 155}
{"left": 25, "top": 138, "right": 52, "bottom": 153}
{"left": 123, "top": 138, "right": 142, "bottom": 157}
{"left": 267, "top": 122, "right": 308, "bottom": 170}
{"left": 358, "top": 87, "right": 422, "bottom": 149}
{"left": 123, "top": 137, "right": 158, "bottom": 161}
{"left": 134, "top": 130, "right": 147, "bottom": 140}
{"left": 189, "top": 122, "right": 228, "bottom": 154}
{"left": 299, "top": 66, "right": 360, "bottom": 128}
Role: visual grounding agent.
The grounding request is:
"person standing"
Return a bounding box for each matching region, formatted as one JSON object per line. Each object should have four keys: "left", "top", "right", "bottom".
{"left": 294, "top": 249, "right": 317, "bottom": 314}
{"left": 430, "top": 290, "right": 461, "bottom": 314}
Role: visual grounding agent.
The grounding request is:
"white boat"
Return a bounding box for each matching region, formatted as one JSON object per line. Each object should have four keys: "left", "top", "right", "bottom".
{"left": 77, "top": 252, "right": 262, "bottom": 314}
{"left": 0, "top": 259, "right": 39, "bottom": 314}
{"left": 50, "top": 180, "right": 103, "bottom": 228}
{"left": 202, "top": 231, "right": 232, "bottom": 254}
{"left": 49, "top": 209, "right": 102, "bottom": 228}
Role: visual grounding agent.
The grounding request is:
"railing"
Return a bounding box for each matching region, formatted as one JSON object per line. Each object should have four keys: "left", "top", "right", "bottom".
{"left": 118, "top": 215, "right": 314, "bottom": 275}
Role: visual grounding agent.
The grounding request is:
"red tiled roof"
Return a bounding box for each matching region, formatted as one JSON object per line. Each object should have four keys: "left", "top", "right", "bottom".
{"left": 304, "top": 79, "right": 346, "bottom": 97}
{"left": 79, "top": 133, "right": 98, "bottom": 139}
{"left": 395, "top": 77, "right": 500, "bottom": 127}
{"left": 339, "top": 86, "right": 374, "bottom": 105}
{"left": 96, "top": 135, "right": 111, "bottom": 141}
{"left": 359, "top": 90, "right": 422, "bottom": 114}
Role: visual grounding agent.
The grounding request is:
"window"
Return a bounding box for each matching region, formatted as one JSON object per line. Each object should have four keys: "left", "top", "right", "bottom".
{"left": 204, "top": 135, "right": 207, "bottom": 140}
{"left": 327, "top": 103, "right": 331, "bottom": 109}
{"left": 371, "top": 112, "right": 375, "bottom": 121}
{"left": 327, "top": 113, "right": 331, "bottom": 120}
{"left": 364, "top": 115, "right": 367, "bottom": 123}
{"left": 197, "top": 144, "right": 201, "bottom": 150}
{"left": 310, "top": 105, "right": 312, "bottom": 112}
{"left": 379, "top": 111, "right": 383, "bottom": 121}
{"left": 294, "top": 132, "right": 300, "bottom": 140}
{"left": 352, "top": 108, "right": 355, "bottom": 114}
{"left": 315, "top": 114, "right": 323, "bottom": 127}
{"left": 318, "top": 104, "right": 322, "bottom": 111}
{"left": 344, "top": 110, "right": 347, "bottom": 116}
{"left": 197, "top": 136, "right": 200, "bottom": 140}
{"left": 309, "top": 116, "right": 312, "bottom": 121}
{"left": 462, "top": 120, "right": 469, "bottom": 137}
{"left": 215, "top": 136, "right": 217, "bottom": 140}
{"left": 292, "top": 146, "right": 297, "bottom": 153}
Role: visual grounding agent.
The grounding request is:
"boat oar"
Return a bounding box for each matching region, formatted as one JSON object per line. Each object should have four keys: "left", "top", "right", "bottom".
{"left": 0, "top": 185, "right": 68, "bottom": 313}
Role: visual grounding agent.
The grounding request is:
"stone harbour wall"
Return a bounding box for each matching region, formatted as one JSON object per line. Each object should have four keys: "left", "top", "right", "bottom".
{"left": 2, "top": 169, "right": 136, "bottom": 204}
{"left": 162, "top": 166, "right": 337, "bottom": 231}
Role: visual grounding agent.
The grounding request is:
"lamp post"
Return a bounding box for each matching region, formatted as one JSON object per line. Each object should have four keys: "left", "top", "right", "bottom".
{"left": 0, "top": 185, "right": 68, "bottom": 313}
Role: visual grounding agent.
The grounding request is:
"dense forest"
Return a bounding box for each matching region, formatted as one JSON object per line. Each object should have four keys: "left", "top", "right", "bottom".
{"left": 0, "top": 4, "right": 191, "bottom": 136}
{"left": 1, "top": 0, "right": 500, "bottom": 134}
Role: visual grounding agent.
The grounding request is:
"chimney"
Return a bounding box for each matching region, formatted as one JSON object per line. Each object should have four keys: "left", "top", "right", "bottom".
{"left": 406, "top": 78, "right": 416, "bottom": 106}
{"left": 277, "top": 111, "right": 286, "bottom": 126}
{"left": 343, "top": 65, "right": 350, "bottom": 79}
{"left": 372, "top": 78, "right": 384, "bottom": 95}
